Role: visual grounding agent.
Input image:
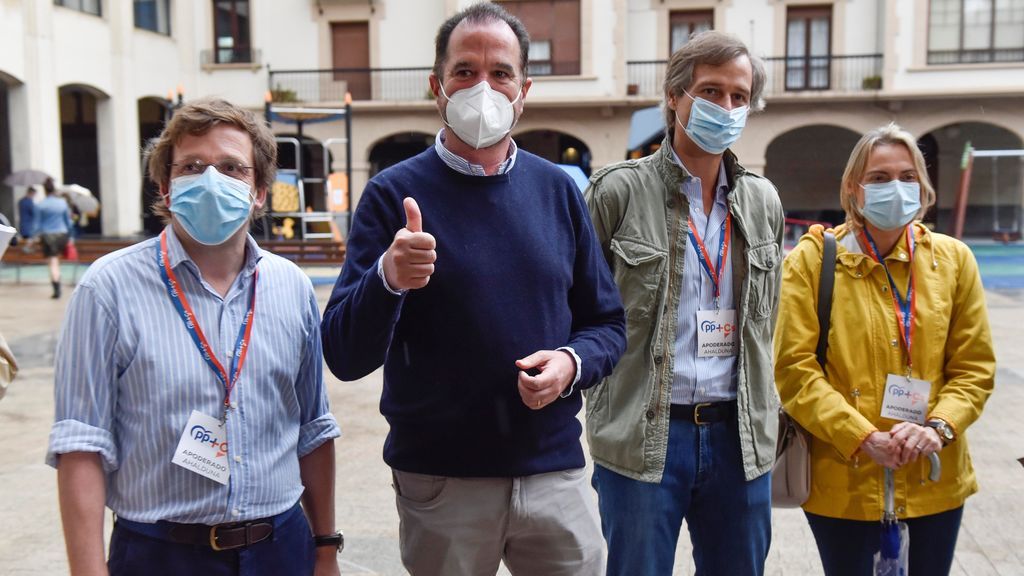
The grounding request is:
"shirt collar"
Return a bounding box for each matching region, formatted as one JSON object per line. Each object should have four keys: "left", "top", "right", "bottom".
{"left": 670, "top": 148, "right": 730, "bottom": 207}
{"left": 164, "top": 224, "right": 263, "bottom": 277}
{"left": 434, "top": 129, "right": 518, "bottom": 176}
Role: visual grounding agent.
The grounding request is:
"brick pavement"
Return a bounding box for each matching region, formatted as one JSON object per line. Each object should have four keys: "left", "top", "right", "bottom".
{"left": 0, "top": 276, "right": 1021, "bottom": 575}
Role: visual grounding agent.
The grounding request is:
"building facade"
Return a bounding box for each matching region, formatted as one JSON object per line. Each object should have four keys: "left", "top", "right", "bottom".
{"left": 1, "top": 0, "right": 1021, "bottom": 238}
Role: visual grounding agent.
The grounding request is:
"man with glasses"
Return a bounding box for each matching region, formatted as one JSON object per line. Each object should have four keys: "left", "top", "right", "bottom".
{"left": 47, "top": 98, "right": 343, "bottom": 575}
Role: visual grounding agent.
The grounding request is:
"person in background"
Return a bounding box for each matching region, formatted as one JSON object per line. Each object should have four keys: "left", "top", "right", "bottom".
{"left": 583, "top": 30, "right": 784, "bottom": 576}
{"left": 17, "top": 186, "right": 36, "bottom": 241}
{"left": 32, "top": 178, "right": 72, "bottom": 299}
{"left": 774, "top": 123, "right": 995, "bottom": 575}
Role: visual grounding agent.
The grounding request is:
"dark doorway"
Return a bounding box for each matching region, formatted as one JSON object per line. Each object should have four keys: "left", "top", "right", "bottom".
{"left": 139, "top": 97, "right": 168, "bottom": 235}
{"left": 59, "top": 87, "right": 101, "bottom": 236}
{"left": 0, "top": 81, "right": 12, "bottom": 224}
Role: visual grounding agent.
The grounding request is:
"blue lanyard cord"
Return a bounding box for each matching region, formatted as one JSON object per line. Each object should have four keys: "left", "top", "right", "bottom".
{"left": 861, "top": 226, "right": 916, "bottom": 367}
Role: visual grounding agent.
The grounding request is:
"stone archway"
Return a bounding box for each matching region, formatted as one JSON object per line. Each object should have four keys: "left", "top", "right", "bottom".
{"left": 515, "top": 129, "right": 592, "bottom": 175}
{"left": 765, "top": 124, "right": 862, "bottom": 226}
{"left": 367, "top": 132, "right": 434, "bottom": 179}
{"left": 920, "top": 122, "right": 1023, "bottom": 237}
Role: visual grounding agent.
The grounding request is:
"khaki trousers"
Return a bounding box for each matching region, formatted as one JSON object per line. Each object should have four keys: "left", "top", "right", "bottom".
{"left": 392, "top": 467, "right": 606, "bottom": 576}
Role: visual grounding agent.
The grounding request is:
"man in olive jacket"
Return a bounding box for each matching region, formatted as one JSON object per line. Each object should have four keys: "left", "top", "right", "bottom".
{"left": 584, "top": 31, "right": 784, "bottom": 576}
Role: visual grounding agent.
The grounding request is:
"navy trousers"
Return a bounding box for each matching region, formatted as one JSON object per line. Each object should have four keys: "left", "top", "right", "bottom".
{"left": 109, "top": 503, "right": 315, "bottom": 576}
{"left": 805, "top": 506, "right": 963, "bottom": 576}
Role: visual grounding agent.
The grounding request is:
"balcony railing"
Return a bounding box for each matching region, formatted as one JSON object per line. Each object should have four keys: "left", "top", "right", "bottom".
{"left": 928, "top": 48, "right": 1024, "bottom": 65}
{"left": 626, "top": 54, "right": 884, "bottom": 98}
{"left": 268, "top": 67, "right": 433, "bottom": 103}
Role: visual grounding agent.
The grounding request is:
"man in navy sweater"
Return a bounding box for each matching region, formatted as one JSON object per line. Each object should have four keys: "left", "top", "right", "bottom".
{"left": 321, "top": 3, "right": 625, "bottom": 575}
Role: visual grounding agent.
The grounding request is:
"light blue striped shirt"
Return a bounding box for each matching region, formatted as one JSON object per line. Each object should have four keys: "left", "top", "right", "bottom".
{"left": 433, "top": 128, "right": 518, "bottom": 175}
{"left": 671, "top": 153, "right": 737, "bottom": 404}
{"left": 46, "top": 226, "right": 340, "bottom": 524}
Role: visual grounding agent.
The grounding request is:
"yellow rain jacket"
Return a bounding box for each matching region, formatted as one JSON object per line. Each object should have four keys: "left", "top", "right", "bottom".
{"left": 775, "top": 223, "right": 994, "bottom": 520}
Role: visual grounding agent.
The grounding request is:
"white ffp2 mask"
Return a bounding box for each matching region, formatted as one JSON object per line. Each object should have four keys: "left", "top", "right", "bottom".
{"left": 440, "top": 81, "right": 520, "bottom": 149}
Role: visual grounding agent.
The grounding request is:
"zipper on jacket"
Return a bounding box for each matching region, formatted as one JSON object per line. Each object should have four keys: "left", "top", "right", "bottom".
{"left": 851, "top": 388, "right": 862, "bottom": 469}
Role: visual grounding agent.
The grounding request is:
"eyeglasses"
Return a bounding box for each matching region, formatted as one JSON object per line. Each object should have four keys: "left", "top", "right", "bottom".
{"left": 169, "top": 160, "right": 253, "bottom": 180}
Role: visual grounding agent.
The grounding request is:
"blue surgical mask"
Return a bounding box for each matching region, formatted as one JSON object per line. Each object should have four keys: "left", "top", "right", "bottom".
{"left": 170, "top": 166, "right": 253, "bottom": 246}
{"left": 860, "top": 180, "right": 921, "bottom": 231}
{"left": 677, "top": 91, "right": 748, "bottom": 154}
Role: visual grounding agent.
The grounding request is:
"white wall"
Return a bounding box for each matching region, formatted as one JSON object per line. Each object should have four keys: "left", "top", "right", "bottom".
{"left": 378, "top": 1, "right": 442, "bottom": 68}
{"left": 52, "top": 8, "right": 114, "bottom": 93}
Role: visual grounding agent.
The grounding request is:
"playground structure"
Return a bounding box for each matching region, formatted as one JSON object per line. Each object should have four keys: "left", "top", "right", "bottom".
{"left": 954, "top": 143, "right": 1024, "bottom": 242}
{"left": 264, "top": 95, "right": 353, "bottom": 243}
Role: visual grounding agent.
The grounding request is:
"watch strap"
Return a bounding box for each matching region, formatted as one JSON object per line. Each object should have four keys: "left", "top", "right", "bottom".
{"left": 314, "top": 531, "right": 344, "bottom": 553}
{"left": 926, "top": 418, "right": 954, "bottom": 444}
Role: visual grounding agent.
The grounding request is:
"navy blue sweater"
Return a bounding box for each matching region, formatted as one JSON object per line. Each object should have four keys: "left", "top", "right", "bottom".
{"left": 321, "top": 148, "right": 625, "bottom": 477}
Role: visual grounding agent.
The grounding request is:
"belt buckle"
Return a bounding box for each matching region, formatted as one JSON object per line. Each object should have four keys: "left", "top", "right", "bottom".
{"left": 693, "top": 402, "right": 712, "bottom": 425}
{"left": 209, "top": 524, "right": 244, "bottom": 552}
{"left": 209, "top": 525, "right": 226, "bottom": 551}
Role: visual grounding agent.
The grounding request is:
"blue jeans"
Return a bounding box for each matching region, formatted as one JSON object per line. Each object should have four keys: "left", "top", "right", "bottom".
{"left": 592, "top": 415, "right": 771, "bottom": 576}
{"left": 108, "top": 503, "right": 315, "bottom": 576}
{"left": 805, "top": 507, "right": 963, "bottom": 576}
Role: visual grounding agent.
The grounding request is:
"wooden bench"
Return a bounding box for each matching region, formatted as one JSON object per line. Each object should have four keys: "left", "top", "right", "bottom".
{"left": 261, "top": 239, "right": 346, "bottom": 266}
{"left": 1, "top": 237, "right": 346, "bottom": 283}
{"left": 0, "top": 238, "right": 137, "bottom": 283}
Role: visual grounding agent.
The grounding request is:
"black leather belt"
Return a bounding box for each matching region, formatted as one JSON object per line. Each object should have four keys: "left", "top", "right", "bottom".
{"left": 117, "top": 517, "right": 275, "bottom": 552}
{"left": 670, "top": 401, "right": 736, "bottom": 424}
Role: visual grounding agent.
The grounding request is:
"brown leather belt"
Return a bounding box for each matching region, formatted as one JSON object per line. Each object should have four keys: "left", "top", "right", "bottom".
{"left": 170, "top": 521, "right": 274, "bottom": 551}
{"left": 670, "top": 401, "right": 736, "bottom": 424}
{"left": 117, "top": 517, "right": 275, "bottom": 552}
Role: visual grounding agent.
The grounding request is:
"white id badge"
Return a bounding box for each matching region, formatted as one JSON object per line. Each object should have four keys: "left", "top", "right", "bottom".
{"left": 880, "top": 374, "right": 931, "bottom": 424}
{"left": 696, "top": 309, "right": 738, "bottom": 357}
{"left": 171, "top": 410, "right": 230, "bottom": 485}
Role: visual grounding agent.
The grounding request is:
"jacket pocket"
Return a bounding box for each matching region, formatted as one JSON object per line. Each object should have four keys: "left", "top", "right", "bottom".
{"left": 609, "top": 236, "right": 666, "bottom": 322}
{"left": 745, "top": 242, "right": 780, "bottom": 320}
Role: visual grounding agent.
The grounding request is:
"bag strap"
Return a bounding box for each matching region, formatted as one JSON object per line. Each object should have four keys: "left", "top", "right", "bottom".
{"left": 815, "top": 231, "right": 836, "bottom": 371}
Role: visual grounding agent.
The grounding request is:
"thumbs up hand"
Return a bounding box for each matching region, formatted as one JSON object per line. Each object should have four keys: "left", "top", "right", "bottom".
{"left": 382, "top": 197, "right": 436, "bottom": 291}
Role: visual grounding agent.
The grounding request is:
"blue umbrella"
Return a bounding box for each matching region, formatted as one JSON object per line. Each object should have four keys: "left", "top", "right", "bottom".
{"left": 874, "top": 453, "right": 941, "bottom": 575}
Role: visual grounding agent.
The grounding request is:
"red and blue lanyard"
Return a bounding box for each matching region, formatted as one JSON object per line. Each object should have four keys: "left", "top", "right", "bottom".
{"left": 859, "top": 225, "right": 916, "bottom": 372}
{"left": 157, "top": 231, "right": 257, "bottom": 422}
{"left": 688, "top": 212, "right": 732, "bottom": 307}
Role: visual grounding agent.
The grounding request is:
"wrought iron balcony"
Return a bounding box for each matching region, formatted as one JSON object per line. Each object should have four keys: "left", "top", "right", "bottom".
{"left": 268, "top": 67, "right": 434, "bottom": 103}
{"left": 626, "top": 53, "right": 884, "bottom": 99}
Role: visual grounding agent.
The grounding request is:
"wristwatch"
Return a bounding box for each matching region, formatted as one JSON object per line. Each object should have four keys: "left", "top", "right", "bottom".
{"left": 314, "top": 531, "right": 344, "bottom": 554}
{"left": 926, "top": 419, "right": 955, "bottom": 446}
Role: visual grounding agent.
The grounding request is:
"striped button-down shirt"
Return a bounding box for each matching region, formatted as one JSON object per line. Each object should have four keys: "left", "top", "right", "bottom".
{"left": 46, "top": 226, "right": 340, "bottom": 524}
{"left": 671, "top": 153, "right": 738, "bottom": 404}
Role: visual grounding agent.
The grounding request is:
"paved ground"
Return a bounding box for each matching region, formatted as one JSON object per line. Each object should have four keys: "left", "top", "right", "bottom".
{"left": 0, "top": 265, "right": 1022, "bottom": 575}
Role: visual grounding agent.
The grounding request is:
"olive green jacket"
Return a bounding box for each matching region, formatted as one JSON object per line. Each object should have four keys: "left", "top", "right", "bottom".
{"left": 583, "top": 136, "right": 785, "bottom": 482}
